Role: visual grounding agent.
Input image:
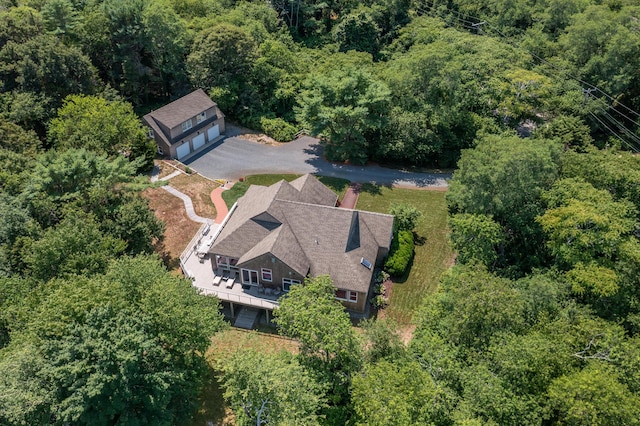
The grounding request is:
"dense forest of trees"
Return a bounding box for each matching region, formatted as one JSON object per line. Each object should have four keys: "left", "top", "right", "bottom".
{"left": 1, "top": 0, "right": 640, "bottom": 424}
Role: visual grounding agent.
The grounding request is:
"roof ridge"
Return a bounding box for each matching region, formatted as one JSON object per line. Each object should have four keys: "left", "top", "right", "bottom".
{"left": 274, "top": 198, "right": 394, "bottom": 218}
{"left": 276, "top": 206, "right": 312, "bottom": 272}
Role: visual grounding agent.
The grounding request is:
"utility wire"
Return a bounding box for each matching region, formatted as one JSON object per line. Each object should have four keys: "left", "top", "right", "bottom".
{"left": 414, "top": 2, "right": 640, "bottom": 122}
{"left": 589, "top": 112, "right": 640, "bottom": 152}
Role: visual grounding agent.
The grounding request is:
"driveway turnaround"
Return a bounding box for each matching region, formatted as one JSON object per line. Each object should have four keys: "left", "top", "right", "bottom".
{"left": 184, "top": 135, "right": 450, "bottom": 188}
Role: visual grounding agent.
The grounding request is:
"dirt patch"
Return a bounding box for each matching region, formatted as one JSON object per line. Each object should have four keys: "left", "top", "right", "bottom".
{"left": 169, "top": 173, "right": 218, "bottom": 219}
{"left": 398, "top": 324, "right": 416, "bottom": 345}
{"left": 227, "top": 123, "right": 282, "bottom": 146}
{"left": 156, "top": 160, "right": 180, "bottom": 179}
{"left": 142, "top": 187, "right": 201, "bottom": 270}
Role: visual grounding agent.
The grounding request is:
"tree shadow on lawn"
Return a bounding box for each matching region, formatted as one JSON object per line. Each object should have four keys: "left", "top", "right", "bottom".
{"left": 360, "top": 182, "right": 386, "bottom": 196}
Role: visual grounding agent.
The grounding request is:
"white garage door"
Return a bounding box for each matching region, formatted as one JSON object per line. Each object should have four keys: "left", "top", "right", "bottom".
{"left": 176, "top": 142, "right": 191, "bottom": 159}
{"left": 193, "top": 133, "right": 205, "bottom": 151}
{"left": 207, "top": 124, "right": 220, "bottom": 141}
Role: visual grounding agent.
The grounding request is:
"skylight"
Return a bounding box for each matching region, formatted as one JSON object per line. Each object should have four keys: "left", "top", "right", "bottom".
{"left": 360, "top": 258, "right": 372, "bottom": 269}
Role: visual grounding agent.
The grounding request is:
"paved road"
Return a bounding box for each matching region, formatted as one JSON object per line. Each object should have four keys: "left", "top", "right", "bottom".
{"left": 184, "top": 135, "right": 450, "bottom": 188}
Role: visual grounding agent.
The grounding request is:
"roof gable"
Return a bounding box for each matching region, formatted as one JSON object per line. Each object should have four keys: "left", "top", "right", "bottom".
{"left": 143, "top": 89, "right": 221, "bottom": 130}
{"left": 209, "top": 174, "right": 394, "bottom": 292}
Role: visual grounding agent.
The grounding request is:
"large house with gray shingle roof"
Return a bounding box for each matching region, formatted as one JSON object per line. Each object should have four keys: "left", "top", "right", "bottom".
{"left": 209, "top": 175, "right": 394, "bottom": 314}
{"left": 143, "top": 89, "right": 225, "bottom": 160}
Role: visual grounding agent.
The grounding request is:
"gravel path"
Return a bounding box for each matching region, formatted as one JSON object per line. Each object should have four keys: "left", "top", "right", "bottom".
{"left": 184, "top": 135, "right": 450, "bottom": 188}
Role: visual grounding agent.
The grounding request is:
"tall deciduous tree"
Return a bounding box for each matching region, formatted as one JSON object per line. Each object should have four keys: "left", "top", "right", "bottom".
{"left": 415, "top": 265, "right": 525, "bottom": 353}
{"left": 219, "top": 349, "right": 324, "bottom": 426}
{"left": 274, "top": 275, "right": 361, "bottom": 423}
{"left": 187, "top": 23, "right": 257, "bottom": 95}
{"left": 547, "top": 364, "right": 640, "bottom": 425}
{"left": 297, "top": 66, "right": 390, "bottom": 164}
{"left": 0, "top": 255, "right": 226, "bottom": 425}
{"left": 41, "top": 305, "right": 190, "bottom": 425}
{"left": 274, "top": 275, "right": 361, "bottom": 371}
{"left": 352, "top": 359, "right": 455, "bottom": 426}
{"left": 24, "top": 148, "right": 137, "bottom": 226}
{"left": 48, "top": 95, "right": 155, "bottom": 170}
{"left": 538, "top": 178, "right": 639, "bottom": 301}
{"left": 448, "top": 213, "right": 504, "bottom": 268}
{"left": 142, "top": 0, "right": 189, "bottom": 96}
{"left": 447, "top": 134, "right": 562, "bottom": 273}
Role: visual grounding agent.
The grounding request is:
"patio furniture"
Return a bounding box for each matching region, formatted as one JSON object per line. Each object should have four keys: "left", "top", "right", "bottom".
{"left": 225, "top": 272, "right": 236, "bottom": 289}
{"left": 212, "top": 268, "right": 224, "bottom": 286}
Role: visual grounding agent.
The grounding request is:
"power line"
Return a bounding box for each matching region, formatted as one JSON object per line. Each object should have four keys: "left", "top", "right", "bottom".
{"left": 589, "top": 112, "right": 640, "bottom": 152}
{"left": 414, "top": 1, "right": 640, "bottom": 122}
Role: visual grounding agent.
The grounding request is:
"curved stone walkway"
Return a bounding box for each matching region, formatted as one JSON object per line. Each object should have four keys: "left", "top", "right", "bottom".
{"left": 210, "top": 183, "right": 233, "bottom": 224}
{"left": 150, "top": 164, "right": 214, "bottom": 224}
{"left": 162, "top": 186, "right": 213, "bottom": 224}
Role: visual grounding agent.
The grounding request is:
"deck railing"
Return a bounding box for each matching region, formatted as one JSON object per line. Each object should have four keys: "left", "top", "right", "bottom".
{"left": 198, "top": 287, "right": 280, "bottom": 309}
{"left": 180, "top": 222, "right": 210, "bottom": 265}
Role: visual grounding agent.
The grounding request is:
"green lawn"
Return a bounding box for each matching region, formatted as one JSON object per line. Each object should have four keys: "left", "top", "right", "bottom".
{"left": 356, "top": 185, "right": 454, "bottom": 325}
{"left": 221, "top": 174, "right": 351, "bottom": 208}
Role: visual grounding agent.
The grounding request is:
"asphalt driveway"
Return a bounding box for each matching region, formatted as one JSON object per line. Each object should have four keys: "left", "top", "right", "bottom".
{"left": 184, "top": 134, "right": 450, "bottom": 188}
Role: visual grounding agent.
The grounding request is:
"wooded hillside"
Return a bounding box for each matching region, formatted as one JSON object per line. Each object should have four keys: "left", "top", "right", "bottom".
{"left": 1, "top": 0, "right": 639, "bottom": 425}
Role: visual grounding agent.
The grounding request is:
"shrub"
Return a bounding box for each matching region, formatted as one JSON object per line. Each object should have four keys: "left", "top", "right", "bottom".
{"left": 375, "top": 270, "right": 390, "bottom": 284}
{"left": 370, "top": 294, "right": 388, "bottom": 308}
{"left": 384, "top": 230, "right": 414, "bottom": 277}
{"left": 259, "top": 117, "right": 298, "bottom": 142}
{"left": 389, "top": 203, "right": 422, "bottom": 232}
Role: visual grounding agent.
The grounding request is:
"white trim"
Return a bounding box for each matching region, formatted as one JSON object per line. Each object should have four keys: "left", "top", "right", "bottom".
{"left": 241, "top": 268, "right": 259, "bottom": 286}
{"left": 335, "top": 289, "right": 358, "bottom": 303}
{"left": 282, "top": 277, "right": 300, "bottom": 292}
{"left": 261, "top": 268, "right": 272, "bottom": 282}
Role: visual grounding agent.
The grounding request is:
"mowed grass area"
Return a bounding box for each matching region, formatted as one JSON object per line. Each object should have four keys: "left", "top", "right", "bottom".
{"left": 222, "top": 173, "right": 351, "bottom": 207}
{"left": 356, "top": 185, "right": 454, "bottom": 325}
{"left": 190, "top": 329, "right": 299, "bottom": 426}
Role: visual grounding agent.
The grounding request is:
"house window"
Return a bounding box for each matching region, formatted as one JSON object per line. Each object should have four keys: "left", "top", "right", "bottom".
{"left": 335, "top": 289, "right": 358, "bottom": 303}
{"left": 261, "top": 268, "right": 272, "bottom": 282}
{"left": 216, "top": 255, "right": 238, "bottom": 269}
{"left": 148, "top": 127, "right": 154, "bottom": 138}
{"left": 157, "top": 146, "right": 164, "bottom": 155}
{"left": 282, "top": 278, "right": 300, "bottom": 292}
{"left": 181, "top": 119, "right": 192, "bottom": 133}
{"left": 197, "top": 111, "right": 206, "bottom": 124}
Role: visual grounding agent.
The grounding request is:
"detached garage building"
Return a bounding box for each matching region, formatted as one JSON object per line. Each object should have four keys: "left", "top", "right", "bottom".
{"left": 143, "top": 89, "right": 225, "bottom": 160}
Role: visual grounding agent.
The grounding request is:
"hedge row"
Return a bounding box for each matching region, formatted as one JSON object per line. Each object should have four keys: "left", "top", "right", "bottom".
{"left": 259, "top": 117, "right": 298, "bottom": 142}
{"left": 384, "top": 230, "right": 414, "bottom": 277}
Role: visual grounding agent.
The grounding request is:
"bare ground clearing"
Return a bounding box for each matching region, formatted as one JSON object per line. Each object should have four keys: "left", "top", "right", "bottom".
{"left": 142, "top": 187, "right": 201, "bottom": 270}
